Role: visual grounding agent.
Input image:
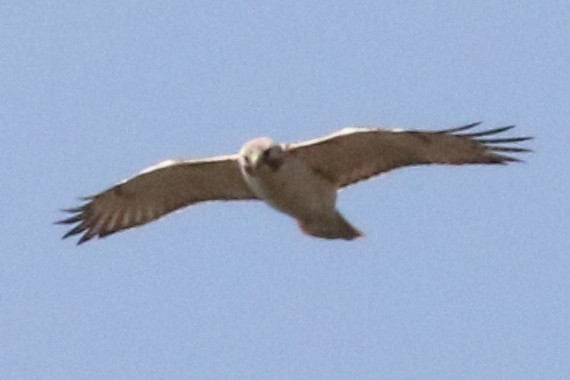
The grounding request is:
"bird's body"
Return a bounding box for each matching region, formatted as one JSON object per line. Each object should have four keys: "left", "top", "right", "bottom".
{"left": 241, "top": 150, "right": 335, "bottom": 216}
{"left": 239, "top": 139, "right": 361, "bottom": 239}
{"left": 57, "top": 122, "right": 531, "bottom": 244}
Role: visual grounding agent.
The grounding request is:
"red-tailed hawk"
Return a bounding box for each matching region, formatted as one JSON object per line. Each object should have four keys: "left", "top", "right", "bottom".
{"left": 57, "top": 122, "right": 531, "bottom": 244}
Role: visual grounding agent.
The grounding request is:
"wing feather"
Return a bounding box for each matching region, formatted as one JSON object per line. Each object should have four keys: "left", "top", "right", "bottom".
{"left": 57, "top": 155, "right": 258, "bottom": 244}
{"left": 287, "top": 122, "right": 532, "bottom": 188}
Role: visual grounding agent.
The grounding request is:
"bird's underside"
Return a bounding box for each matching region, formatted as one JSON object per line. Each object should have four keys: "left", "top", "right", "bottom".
{"left": 57, "top": 122, "right": 532, "bottom": 244}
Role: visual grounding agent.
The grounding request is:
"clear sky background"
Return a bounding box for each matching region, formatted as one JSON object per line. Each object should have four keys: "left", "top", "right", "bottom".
{"left": 1, "top": 1, "right": 569, "bottom": 379}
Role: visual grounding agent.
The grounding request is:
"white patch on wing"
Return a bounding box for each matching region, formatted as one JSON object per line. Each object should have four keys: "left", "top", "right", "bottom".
{"left": 139, "top": 160, "right": 178, "bottom": 175}
{"left": 334, "top": 126, "right": 405, "bottom": 135}
{"left": 334, "top": 126, "right": 375, "bottom": 136}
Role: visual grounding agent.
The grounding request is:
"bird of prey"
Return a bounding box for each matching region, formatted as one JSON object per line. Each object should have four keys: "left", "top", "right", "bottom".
{"left": 57, "top": 122, "right": 531, "bottom": 244}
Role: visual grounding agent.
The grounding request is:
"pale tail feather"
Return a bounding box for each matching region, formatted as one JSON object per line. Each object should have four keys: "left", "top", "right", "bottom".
{"left": 298, "top": 211, "right": 363, "bottom": 240}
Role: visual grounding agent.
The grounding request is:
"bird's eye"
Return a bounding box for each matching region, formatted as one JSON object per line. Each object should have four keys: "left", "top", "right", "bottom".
{"left": 263, "top": 148, "right": 271, "bottom": 158}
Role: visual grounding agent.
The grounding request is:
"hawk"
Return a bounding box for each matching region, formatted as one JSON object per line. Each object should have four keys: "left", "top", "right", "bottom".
{"left": 57, "top": 122, "right": 531, "bottom": 244}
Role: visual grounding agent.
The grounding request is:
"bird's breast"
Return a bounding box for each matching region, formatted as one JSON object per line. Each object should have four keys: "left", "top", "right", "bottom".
{"left": 241, "top": 157, "right": 336, "bottom": 218}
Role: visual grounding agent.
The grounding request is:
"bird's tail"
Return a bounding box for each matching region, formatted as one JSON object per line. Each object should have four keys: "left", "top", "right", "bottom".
{"left": 298, "top": 211, "right": 363, "bottom": 241}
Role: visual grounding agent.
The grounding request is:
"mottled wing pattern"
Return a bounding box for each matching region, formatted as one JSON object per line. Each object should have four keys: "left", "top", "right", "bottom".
{"left": 286, "top": 122, "right": 532, "bottom": 188}
{"left": 57, "top": 155, "right": 258, "bottom": 244}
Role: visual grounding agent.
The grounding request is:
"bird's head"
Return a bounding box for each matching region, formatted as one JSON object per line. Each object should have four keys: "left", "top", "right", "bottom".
{"left": 239, "top": 137, "right": 285, "bottom": 175}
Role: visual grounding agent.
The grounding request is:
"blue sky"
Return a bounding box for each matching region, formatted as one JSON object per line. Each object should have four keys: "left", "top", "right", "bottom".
{"left": 2, "top": 1, "right": 569, "bottom": 379}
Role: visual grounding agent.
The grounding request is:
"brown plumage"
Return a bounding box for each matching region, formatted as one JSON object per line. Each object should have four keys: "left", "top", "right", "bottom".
{"left": 57, "top": 122, "right": 531, "bottom": 244}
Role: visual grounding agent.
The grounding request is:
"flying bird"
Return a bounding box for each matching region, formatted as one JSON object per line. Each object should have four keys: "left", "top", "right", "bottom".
{"left": 57, "top": 122, "right": 531, "bottom": 244}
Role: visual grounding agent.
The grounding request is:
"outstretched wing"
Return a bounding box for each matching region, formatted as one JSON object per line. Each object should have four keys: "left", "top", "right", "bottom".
{"left": 286, "top": 122, "right": 532, "bottom": 188}
{"left": 57, "top": 155, "right": 258, "bottom": 244}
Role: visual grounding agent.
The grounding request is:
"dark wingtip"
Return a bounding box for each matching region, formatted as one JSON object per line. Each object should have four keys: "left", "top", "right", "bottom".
{"left": 446, "top": 123, "right": 532, "bottom": 164}
{"left": 458, "top": 125, "right": 516, "bottom": 138}
{"left": 437, "top": 121, "right": 483, "bottom": 134}
{"left": 76, "top": 233, "right": 94, "bottom": 245}
{"left": 61, "top": 223, "right": 88, "bottom": 239}
{"left": 61, "top": 206, "right": 86, "bottom": 213}
{"left": 499, "top": 155, "right": 523, "bottom": 163}
{"left": 55, "top": 214, "right": 83, "bottom": 225}
{"left": 491, "top": 146, "right": 533, "bottom": 153}
{"left": 476, "top": 136, "right": 533, "bottom": 144}
{"left": 56, "top": 196, "right": 94, "bottom": 243}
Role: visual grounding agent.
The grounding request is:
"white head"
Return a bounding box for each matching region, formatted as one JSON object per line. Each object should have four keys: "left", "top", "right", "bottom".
{"left": 239, "top": 137, "right": 285, "bottom": 176}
